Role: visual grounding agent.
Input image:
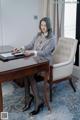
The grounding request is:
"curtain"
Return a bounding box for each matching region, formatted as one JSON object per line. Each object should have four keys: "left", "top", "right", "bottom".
{"left": 41, "top": 0, "right": 65, "bottom": 41}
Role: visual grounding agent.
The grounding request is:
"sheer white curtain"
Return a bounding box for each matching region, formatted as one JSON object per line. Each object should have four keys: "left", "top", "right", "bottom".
{"left": 41, "top": 0, "right": 65, "bottom": 41}
{"left": 0, "top": 0, "right": 4, "bottom": 46}
{"left": 0, "top": 0, "right": 2, "bottom": 45}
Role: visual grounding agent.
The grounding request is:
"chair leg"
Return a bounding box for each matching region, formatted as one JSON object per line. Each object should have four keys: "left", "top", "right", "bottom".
{"left": 69, "top": 77, "right": 76, "bottom": 92}
{"left": 49, "top": 83, "right": 52, "bottom": 102}
{"left": 49, "top": 66, "right": 53, "bottom": 102}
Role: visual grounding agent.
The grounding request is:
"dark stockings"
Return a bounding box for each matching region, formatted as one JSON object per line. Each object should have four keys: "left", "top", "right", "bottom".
{"left": 24, "top": 76, "right": 42, "bottom": 110}
{"left": 24, "top": 77, "right": 31, "bottom": 106}
{"left": 29, "top": 76, "right": 42, "bottom": 110}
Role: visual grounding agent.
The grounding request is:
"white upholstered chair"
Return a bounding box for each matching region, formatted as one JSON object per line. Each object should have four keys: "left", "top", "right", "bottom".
{"left": 49, "top": 37, "right": 78, "bottom": 101}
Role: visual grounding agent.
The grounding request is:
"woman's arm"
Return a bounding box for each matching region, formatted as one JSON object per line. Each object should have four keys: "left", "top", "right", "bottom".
{"left": 24, "top": 35, "right": 38, "bottom": 50}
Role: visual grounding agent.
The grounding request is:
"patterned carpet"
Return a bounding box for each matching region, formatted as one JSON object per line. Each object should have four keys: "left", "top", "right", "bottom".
{"left": 2, "top": 67, "right": 80, "bottom": 120}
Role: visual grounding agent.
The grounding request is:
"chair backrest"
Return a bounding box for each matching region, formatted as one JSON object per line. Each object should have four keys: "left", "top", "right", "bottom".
{"left": 52, "top": 37, "right": 78, "bottom": 65}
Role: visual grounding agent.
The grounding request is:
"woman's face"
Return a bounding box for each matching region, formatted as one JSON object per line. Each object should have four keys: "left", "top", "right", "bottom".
{"left": 40, "top": 21, "right": 47, "bottom": 33}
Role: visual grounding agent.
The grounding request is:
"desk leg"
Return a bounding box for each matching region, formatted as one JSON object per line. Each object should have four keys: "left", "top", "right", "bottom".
{"left": 0, "top": 83, "right": 3, "bottom": 112}
{"left": 44, "top": 72, "right": 51, "bottom": 111}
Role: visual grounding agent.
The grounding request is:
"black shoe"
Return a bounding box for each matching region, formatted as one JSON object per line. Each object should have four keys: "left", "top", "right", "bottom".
{"left": 29, "top": 103, "right": 44, "bottom": 115}
{"left": 23, "top": 94, "right": 34, "bottom": 111}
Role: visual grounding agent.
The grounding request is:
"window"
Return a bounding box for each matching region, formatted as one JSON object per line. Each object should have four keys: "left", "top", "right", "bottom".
{"left": 64, "top": 0, "right": 77, "bottom": 38}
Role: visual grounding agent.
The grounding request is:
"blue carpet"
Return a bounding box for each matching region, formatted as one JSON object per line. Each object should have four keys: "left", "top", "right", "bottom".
{"left": 2, "top": 75, "right": 80, "bottom": 120}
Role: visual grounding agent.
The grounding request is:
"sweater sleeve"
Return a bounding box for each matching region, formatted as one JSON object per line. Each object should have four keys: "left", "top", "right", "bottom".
{"left": 24, "top": 35, "right": 37, "bottom": 50}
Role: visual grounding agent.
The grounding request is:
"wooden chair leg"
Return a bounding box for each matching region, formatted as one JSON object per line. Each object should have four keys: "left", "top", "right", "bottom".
{"left": 0, "top": 83, "right": 3, "bottom": 112}
{"left": 69, "top": 77, "right": 76, "bottom": 92}
{"left": 49, "top": 66, "right": 53, "bottom": 102}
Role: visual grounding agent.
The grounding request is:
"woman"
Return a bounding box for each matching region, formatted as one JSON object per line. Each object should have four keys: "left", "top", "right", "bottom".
{"left": 14, "top": 17, "right": 56, "bottom": 115}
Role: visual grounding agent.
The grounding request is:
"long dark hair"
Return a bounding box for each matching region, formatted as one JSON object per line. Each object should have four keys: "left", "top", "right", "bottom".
{"left": 39, "top": 17, "right": 52, "bottom": 38}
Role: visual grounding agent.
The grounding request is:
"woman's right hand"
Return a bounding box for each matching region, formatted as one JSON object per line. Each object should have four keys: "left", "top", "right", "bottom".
{"left": 24, "top": 50, "right": 34, "bottom": 56}
{"left": 11, "top": 48, "right": 20, "bottom": 54}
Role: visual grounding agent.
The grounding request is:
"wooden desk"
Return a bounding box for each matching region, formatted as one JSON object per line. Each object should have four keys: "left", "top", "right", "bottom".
{"left": 0, "top": 56, "right": 50, "bottom": 112}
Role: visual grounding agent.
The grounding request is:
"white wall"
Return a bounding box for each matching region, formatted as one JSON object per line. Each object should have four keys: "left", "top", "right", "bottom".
{"left": 0, "top": 0, "right": 42, "bottom": 47}
{"left": 0, "top": 19, "right": 2, "bottom": 45}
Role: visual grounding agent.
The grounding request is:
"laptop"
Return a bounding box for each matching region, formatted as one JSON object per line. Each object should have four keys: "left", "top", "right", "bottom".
{"left": 0, "top": 52, "right": 24, "bottom": 62}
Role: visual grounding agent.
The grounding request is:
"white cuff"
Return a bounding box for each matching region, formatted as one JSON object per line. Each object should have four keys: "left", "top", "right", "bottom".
{"left": 34, "top": 50, "right": 37, "bottom": 56}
